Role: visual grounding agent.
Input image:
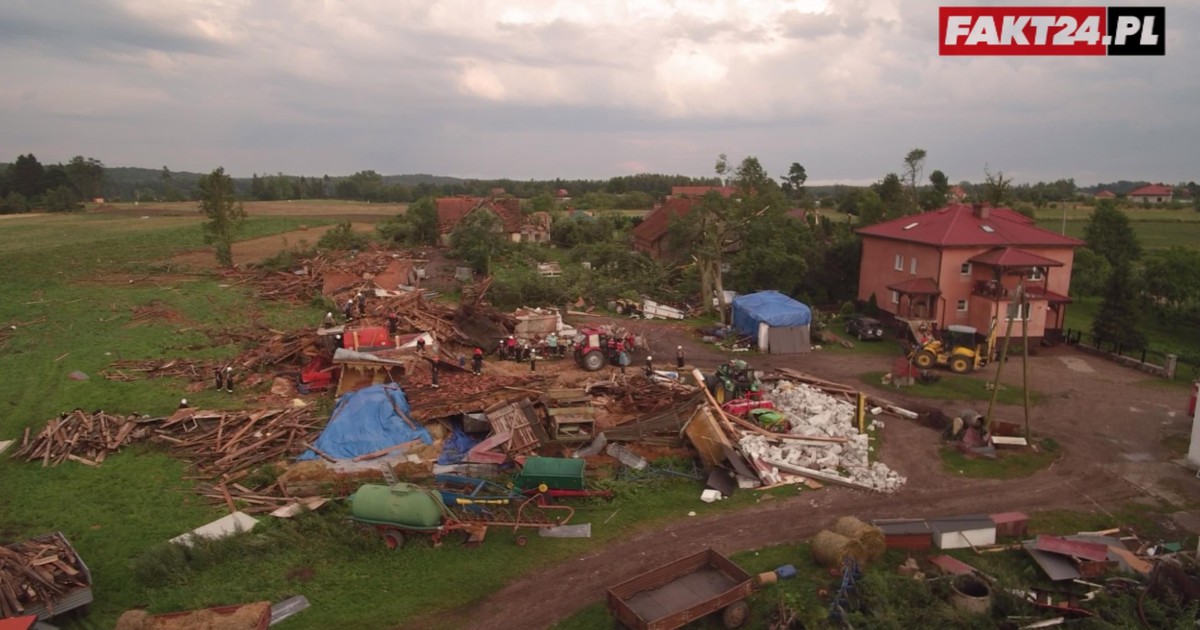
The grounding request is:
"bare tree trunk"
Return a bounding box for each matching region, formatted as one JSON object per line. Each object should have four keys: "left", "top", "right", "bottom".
{"left": 713, "top": 257, "right": 728, "bottom": 323}
{"left": 699, "top": 257, "right": 714, "bottom": 315}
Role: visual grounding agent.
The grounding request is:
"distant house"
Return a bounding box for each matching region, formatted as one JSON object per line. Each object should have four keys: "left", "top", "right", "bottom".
{"left": 670, "top": 185, "right": 734, "bottom": 198}
{"left": 555, "top": 188, "right": 570, "bottom": 200}
{"left": 949, "top": 186, "right": 967, "bottom": 202}
{"left": 1094, "top": 190, "right": 1116, "bottom": 200}
{"left": 1127, "top": 184, "right": 1173, "bottom": 204}
{"left": 856, "top": 203, "right": 1083, "bottom": 345}
{"left": 631, "top": 197, "right": 697, "bottom": 259}
{"left": 435, "top": 196, "right": 550, "bottom": 246}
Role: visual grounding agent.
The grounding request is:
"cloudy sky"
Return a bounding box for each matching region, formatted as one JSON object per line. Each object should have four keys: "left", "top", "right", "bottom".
{"left": 1, "top": 0, "right": 1195, "bottom": 185}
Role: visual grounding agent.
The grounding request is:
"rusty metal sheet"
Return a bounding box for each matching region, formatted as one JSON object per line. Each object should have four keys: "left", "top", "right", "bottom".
{"left": 1034, "top": 535, "right": 1110, "bottom": 562}
{"left": 1025, "top": 542, "right": 1081, "bottom": 581}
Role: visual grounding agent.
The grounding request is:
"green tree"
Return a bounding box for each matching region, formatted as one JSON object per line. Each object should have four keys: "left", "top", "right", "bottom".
{"left": 527, "top": 193, "right": 555, "bottom": 215}
{"left": 922, "top": 169, "right": 950, "bottom": 210}
{"left": 1141, "top": 247, "right": 1200, "bottom": 314}
{"left": 1, "top": 191, "right": 28, "bottom": 214}
{"left": 982, "top": 166, "right": 1011, "bottom": 206}
{"left": 1082, "top": 200, "right": 1141, "bottom": 267}
{"left": 729, "top": 213, "right": 812, "bottom": 294}
{"left": 161, "top": 166, "right": 184, "bottom": 202}
{"left": 780, "top": 162, "right": 808, "bottom": 206}
{"left": 42, "top": 186, "right": 81, "bottom": 212}
{"left": 8, "top": 154, "right": 46, "bottom": 198}
{"left": 874, "top": 173, "right": 908, "bottom": 218}
{"left": 1091, "top": 262, "right": 1145, "bottom": 349}
{"left": 198, "top": 167, "right": 247, "bottom": 267}
{"left": 903, "top": 148, "right": 926, "bottom": 206}
{"left": 1069, "top": 247, "right": 1111, "bottom": 298}
{"left": 450, "top": 210, "right": 506, "bottom": 274}
{"left": 65, "top": 156, "right": 104, "bottom": 201}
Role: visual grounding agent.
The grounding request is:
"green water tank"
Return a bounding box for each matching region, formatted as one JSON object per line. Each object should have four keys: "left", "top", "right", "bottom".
{"left": 350, "top": 483, "right": 443, "bottom": 528}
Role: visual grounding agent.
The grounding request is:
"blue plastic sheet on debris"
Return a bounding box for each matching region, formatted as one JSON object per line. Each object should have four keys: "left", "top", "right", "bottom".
{"left": 731, "top": 291, "right": 812, "bottom": 336}
{"left": 298, "top": 383, "right": 431, "bottom": 461}
{"left": 436, "top": 423, "right": 481, "bottom": 465}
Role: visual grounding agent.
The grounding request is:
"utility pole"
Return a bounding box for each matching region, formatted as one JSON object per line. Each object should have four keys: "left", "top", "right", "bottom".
{"left": 985, "top": 279, "right": 1024, "bottom": 430}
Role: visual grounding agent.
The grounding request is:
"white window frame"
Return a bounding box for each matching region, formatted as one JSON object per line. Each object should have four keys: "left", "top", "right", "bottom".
{"left": 910, "top": 257, "right": 917, "bottom": 275}
{"left": 890, "top": 290, "right": 900, "bottom": 305}
{"left": 1006, "top": 302, "right": 1031, "bottom": 321}
{"left": 957, "top": 300, "right": 968, "bottom": 313}
{"left": 1026, "top": 266, "right": 1045, "bottom": 281}
{"left": 894, "top": 254, "right": 903, "bottom": 271}
{"left": 960, "top": 262, "right": 972, "bottom": 275}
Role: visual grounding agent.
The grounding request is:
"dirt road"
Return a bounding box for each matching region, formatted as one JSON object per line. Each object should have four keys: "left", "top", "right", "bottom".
{"left": 408, "top": 333, "right": 1193, "bottom": 630}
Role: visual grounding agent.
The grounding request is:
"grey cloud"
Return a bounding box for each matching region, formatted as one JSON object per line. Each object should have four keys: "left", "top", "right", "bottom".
{"left": 0, "top": 0, "right": 228, "bottom": 58}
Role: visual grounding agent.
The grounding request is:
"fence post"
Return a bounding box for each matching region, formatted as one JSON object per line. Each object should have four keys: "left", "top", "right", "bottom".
{"left": 1165, "top": 354, "right": 1178, "bottom": 380}
{"left": 1141, "top": 348, "right": 1147, "bottom": 364}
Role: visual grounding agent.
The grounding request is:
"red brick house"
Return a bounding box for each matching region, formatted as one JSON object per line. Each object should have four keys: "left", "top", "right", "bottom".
{"left": 856, "top": 204, "right": 1083, "bottom": 344}
{"left": 435, "top": 196, "right": 550, "bottom": 246}
{"left": 1127, "top": 184, "right": 1173, "bottom": 204}
{"left": 632, "top": 187, "right": 736, "bottom": 259}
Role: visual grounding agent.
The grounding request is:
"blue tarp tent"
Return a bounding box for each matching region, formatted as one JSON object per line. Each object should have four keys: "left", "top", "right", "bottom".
{"left": 730, "top": 291, "right": 812, "bottom": 354}
{"left": 298, "top": 383, "right": 431, "bottom": 461}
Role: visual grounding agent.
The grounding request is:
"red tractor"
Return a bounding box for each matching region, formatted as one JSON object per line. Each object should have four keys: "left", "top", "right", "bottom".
{"left": 573, "top": 327, "right": 630, "bottom": 371}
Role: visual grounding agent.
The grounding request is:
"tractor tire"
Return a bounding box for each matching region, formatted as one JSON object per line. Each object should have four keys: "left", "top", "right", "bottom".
{"left": 382, "top": 529, "right": 405, "bottom": 550}
{"left": 714, "top": 382, "right": 728, "bottom": 405}
{"left": 581, "top": 349, "right": 606, "bottom": 371}
{"left": 949, "top": 356, "right": 972, "bottom": 374}
{"left": 914, "top": 350, "right": 936, "bottom": 369}
{"left": 722, "top": 600, "right": 750, "bottom": 628}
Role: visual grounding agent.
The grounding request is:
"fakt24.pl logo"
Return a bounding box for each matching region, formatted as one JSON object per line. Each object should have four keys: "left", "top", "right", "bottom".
{"left": 939, "top": 5, "right": 1165, "bottom": 55}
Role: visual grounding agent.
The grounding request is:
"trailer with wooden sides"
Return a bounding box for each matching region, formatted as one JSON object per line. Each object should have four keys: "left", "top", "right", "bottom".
{"left": 0, "top": 532, "right": 93, "bottom": 621}
{"left": 607, "top": 548, "right": 755, "bottom": 630}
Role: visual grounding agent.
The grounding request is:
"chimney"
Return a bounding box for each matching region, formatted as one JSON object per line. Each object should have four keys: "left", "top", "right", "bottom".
{"left": 972, "top": 203, "right": 989, "bottom": 219}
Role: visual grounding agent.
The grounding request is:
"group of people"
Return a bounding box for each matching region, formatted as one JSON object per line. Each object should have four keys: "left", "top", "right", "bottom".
{"left": 340, "top": 292, "right": 369, "bottom": 321}
{"left": 496, "top": 334, "right": 564, "bottom": 362}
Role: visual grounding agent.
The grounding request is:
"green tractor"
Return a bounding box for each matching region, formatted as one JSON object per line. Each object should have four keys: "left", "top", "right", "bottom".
{"left": 706, "top": 359, "right": 763, "bottom": 404}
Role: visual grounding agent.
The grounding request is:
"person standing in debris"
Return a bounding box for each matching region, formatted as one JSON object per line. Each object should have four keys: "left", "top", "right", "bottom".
{"left": 546, "top": 333, "right": 558, "bottom": 358}
{"left": 618, "top": 350, "right": 629, "bottom": 374}
{"left": 356, "top": 292, "right": 367, "bottom": 317}
{"left": 529, "top": 350, "right": 537, "bottom": 373}
{"left": 178, "top": 398, "right": 189, "bottom": 409}
{"left": 214, "top": 367, "right": 226, "bottom": 391}
{"left": 676, "top": 345, "right": 685, "bottom": 369}
{"left": 457, "top": 353, "right": 466, "bottom": 369}
{"left": 323, "top": 311, "right": 335, "bottom": 328}
{"left": 506, "top": 335, "right": 517, "bottom": 361}
{"left": 472, "top": 347, "right": 484, "bottom": 375}
{"left": 416, "top": 336, "right": 427, "bottom": 355}
{"left": 224, "top": 366, "right": 234, "bottom": 393}
{"left": 644, "top": 355, "right": 653, "bottom": 377}
{"left": 342, "top": 298, "right": 355, "bottom": 321}
{"left": 497, "top": 338, "right": 506, "bottom": 361}
{"left": 386, "top": 313, "right": 399, "bottom": 336}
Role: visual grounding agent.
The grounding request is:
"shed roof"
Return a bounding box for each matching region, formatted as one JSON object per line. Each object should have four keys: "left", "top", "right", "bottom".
{"left": 968, "top": 247, "right": 1064, "bottom": 268}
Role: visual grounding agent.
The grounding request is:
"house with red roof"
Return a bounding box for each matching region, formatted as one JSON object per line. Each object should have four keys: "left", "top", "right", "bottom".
{"left": 856, "top": 203, "right": 1083, "bottom": 344}
{"left": 435, "top": 196, "right": 550, "bottom": 246}
{"left": 1094, "top": 190, "right": 1116, "bottom": 200}
{"left": 949, "top": 185, "right": 967, "bottom": 202}
{"left": 631, "top": 187, "right": 736, "bottom": 259}
{"left": 1127, "top": 184, "right": 1173, "bottom": 204}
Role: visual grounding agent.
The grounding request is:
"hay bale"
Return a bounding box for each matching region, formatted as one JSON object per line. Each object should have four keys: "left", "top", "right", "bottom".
{"left": 834, "top": 516, "right": 886, "bottom": 561}
{"left": 811, "top": 530, "right": 866, "bottom": 568}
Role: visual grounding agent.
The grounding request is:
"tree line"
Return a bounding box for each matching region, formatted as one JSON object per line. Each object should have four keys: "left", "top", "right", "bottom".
{"left": 0, "top": 154, "right": 104, "bottom": 213}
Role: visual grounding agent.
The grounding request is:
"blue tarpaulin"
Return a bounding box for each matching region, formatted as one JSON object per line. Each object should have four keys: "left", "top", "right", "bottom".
{"left": 298, "top": 383, "right": 431, "bottom": 461}
{"left": 730, "top": 291, "right": 812, "bottom": 336}
{"left": 437, "top": 423, "right": 482, "bottom": 465}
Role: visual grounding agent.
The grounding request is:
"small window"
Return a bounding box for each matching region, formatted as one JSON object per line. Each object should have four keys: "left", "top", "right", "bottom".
{"left": 910, "top": 258, "right": 917, "bottom": 274}
{"left": 1027, "top": 267, "right": 1045, "bottom": 281}
{"left": 894, "top": 254, "right": 903, "bottom": 271}
{"left": 980, "top": 225, "right": 994, "bottom": 233}
{"left": 957, "top": 300, "right": 968, "bottom": 312}
{"left": 890, "top": 290, "right": 900, "bottom": 305}
{"left": 903, "top": 222, "right": 919, "bottom": 230}
{"left": 960, "top": 263, "right": 972, "bottom": 275}
{"left": 1006, "top": 302, "right": 1031, "bottom": 320}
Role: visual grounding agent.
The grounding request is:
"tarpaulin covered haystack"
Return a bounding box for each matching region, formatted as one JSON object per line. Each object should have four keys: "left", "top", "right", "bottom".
{"left": 298, "top": 384, "right": 431, "bottom": 461}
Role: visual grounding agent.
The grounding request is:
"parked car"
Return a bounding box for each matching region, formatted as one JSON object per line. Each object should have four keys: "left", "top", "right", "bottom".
{"left": 846, "top": 315, "right": 885, "bottom": 341}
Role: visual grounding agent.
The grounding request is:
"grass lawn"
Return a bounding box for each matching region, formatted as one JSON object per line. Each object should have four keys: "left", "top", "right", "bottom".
{"left": 1034, "top": 217, "right": 1200, "bottom": 250}
{"left": 940, "top": 438, "right": 1062, "bottom": 479}
{"left": 858, "top": 371, "right": 1043, "bottom": 406}
{"left": 1065, "top": 296, "right": 1200, "bottom": 364}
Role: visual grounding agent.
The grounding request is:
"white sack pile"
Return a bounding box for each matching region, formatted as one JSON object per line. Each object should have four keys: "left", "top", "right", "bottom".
{"left": 738, "top": 380, "right": 906, "bottom": 493}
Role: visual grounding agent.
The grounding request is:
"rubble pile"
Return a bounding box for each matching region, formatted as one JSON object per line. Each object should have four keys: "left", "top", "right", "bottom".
{"left": 11, "top": 410, "right": 149, "bottom": 467}
{"left": 103, "top": 358, "right": 216, "bottom": 383}
{"left": 586, "top": 375, "right": 699, "bottom": 414}
{"left": 740, "top": 381, "right": 906, "bottom": 493}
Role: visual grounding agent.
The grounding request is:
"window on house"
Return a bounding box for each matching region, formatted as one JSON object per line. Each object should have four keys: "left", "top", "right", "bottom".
{"left": 890, "top": 290, "right": 900, "bottom": 305}
{"left": 960, "top": 263, "right": 972, "bottom": 275}
{"left": 1006, "top": 302, "right": 1031, "bottom": 320}
{"left": 957, "top": 300, "right": 968, "bottom": 312}
{"left": 910, "top": 258, "right": 917, "bottom": 275}
{"left": 894, "top": 254, "right": 904, "bottom": 271}
{"left": 1027, "top": 267, "right": 1045, "bottom": 281}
